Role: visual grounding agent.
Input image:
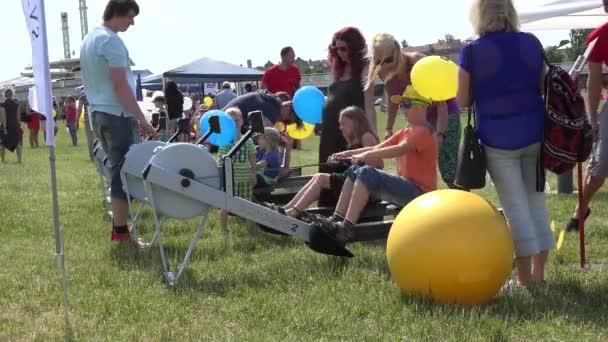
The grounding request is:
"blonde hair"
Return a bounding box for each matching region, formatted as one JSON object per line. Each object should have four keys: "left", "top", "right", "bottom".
{"left": 470, "top": 0, "right": 519, "bottom": 36}
{"left": 364, "top": 33, "right": 405, "bottom": 91}
{"left": 339, "top": 106, "right": 378, "bottom": 146}
{"left": 224, "top": 107, "right": 243, "bottom": 120}
{"left": 224, "top": 107, "right": 243, "bottom": 131}
{"left": 262, "top": 127, "right": 281, "bottom": 149}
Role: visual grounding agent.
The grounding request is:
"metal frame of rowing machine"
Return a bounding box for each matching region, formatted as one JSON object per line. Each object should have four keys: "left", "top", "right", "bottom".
{"left": 92, "top": 140, "right": 111, "bottom": 218}
{"left": 120, "top": 120, "right": 198, "bottom": 241}
{"left": 142, "top": 111, "right": 354, "bottom": 285}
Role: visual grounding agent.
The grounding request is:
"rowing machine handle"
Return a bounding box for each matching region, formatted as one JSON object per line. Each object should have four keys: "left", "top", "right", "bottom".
{"left": 248, "top": 110, "right": 265, "bottom": 134}
{"left": 195, "top": 115, "right": 221, "bottom": 145}
{"left": 145, "top": 127, "right": 161, "bottom": 142}
{"left": 165, "top": 118, "right": 193, "bottom": 143}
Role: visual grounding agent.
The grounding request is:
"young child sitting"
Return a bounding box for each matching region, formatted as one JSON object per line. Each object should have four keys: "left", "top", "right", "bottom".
{"left": 322, "top": 86, "right": 438, "bottom": 244}
{"left": 267, "top": 106, "right": 382, "bottom": 218}
{"left": 255, "top": 127, "right": 283, "bottom": 188}
{"left": 218, "top": 107, "right": 257, "bottom": 234}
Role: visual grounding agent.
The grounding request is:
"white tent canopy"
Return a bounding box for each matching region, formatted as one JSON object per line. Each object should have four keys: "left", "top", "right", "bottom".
{"left": 517, "top": 0, "right": 606, "bottom": 30}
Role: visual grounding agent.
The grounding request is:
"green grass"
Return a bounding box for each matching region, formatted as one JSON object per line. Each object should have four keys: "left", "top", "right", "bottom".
{"left": 1, "top": 113, "right": 608, "bottom": 341}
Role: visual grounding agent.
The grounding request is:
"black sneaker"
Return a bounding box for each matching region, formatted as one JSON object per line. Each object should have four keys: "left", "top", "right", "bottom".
{"left": 566, "top": 208, "right": 591, "bottom": 232}
{"left": 318, "top": 219, "right": 351, "bottom": 245}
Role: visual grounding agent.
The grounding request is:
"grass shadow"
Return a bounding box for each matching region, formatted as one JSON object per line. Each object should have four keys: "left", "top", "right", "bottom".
{"left": 396, "top": 274, "right": 608, "bottom": 330}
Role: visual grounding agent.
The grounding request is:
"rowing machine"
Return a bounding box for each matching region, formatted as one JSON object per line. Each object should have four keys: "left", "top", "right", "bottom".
{"left": 120, "top": 117, "right": 220, "bottom": 241}
{"left": 140, "top": 111, "right": 353, "bottom": 285}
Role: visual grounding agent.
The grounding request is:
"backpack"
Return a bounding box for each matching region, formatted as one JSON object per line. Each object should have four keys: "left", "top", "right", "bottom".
{"left": 540, "top": 58, "right": 593, "bottom": 175}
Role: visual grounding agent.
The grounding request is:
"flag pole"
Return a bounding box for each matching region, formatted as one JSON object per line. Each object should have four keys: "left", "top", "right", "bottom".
{"left": 22, "top": 0, "right": 70, "bottom": 327}
{"left": 50, "top": 145, "right": 70, "bottom": 326}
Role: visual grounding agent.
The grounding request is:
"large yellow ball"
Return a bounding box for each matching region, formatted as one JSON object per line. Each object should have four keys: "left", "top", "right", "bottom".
{"left": 387, "top": 190, "right": 513, "bottom": 305}
{"left": 411, "top": 56, "right": 458, "bottom": 101}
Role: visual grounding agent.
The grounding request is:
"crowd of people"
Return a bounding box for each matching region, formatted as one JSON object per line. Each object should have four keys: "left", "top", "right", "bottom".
{"left": 27, "top": 0, "right": 605, "bottom": 292}
{"left": 0, "top": 87, "right": 93, "bottom": 163}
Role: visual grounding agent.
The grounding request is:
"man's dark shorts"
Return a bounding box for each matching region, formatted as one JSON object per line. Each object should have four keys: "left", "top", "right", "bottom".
{"left": 92, "top": 111, "right": 140, "bottom": 200}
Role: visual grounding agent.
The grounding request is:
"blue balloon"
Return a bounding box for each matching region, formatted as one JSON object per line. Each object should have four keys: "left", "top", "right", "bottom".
{"left": 293, "top": 86, "right": 325, "bottom": 124}
{"left": 199, "top": 110, "right": 237, "bottom": 147}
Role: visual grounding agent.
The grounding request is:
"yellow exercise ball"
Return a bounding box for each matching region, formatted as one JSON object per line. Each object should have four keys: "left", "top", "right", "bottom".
{"left": 387, "top": 190, "right": 513, "bottom": 305}
{"left": 286, "top": 122, "right": 314, "bottom": 140}
{"left": 411, "top": 56, "right": 458, "bottom": 101}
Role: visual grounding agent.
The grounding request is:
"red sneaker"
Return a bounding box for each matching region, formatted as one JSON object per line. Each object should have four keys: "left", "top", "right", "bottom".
{"left": 111, "top": 231, "right": 150, "bottom": 249}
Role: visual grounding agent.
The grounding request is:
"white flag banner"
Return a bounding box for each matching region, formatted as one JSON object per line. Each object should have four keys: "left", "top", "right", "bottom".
{"left": 21, "top": 0, "right": 54, "bottom": 146}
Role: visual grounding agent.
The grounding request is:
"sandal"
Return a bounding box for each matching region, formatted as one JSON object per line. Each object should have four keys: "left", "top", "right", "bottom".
{"left": 262, "top": 202, "right": 286, "bottom": 215}
{"left": 566, "top": 208, "right": 591, "bottom": 232}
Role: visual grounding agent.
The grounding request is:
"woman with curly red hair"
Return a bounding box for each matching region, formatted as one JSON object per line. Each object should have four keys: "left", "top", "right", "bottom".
{"left": 318, "top": 27, "right": 374, "bottom": 206}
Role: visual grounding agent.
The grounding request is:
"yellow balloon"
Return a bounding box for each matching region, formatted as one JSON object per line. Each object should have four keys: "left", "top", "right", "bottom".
{"left": 286, "top": 122, "right": 314, "bottom": 140}
{"left": 387, "top": 190, "right": 513, "bottom": 305}
{"left": 193, "top": 124, "right": 198, "bottom": 132}
{"left": 52, "top": 109, "right": 57, "bottom": 118}
{"left": 79, "top": 111, "right": 85, "bottom": 128}
{"left": 275, "top": 122, "right": 286, "bottom": 132}
{"left": 203, "top": 96, "right": 214, "bottom": 107}
{"left": 411, "top": 56, "right": 458, "bottom": 101}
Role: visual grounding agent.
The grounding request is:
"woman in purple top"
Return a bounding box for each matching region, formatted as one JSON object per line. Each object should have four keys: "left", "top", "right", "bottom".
{"left": 457, "top": 0, "right": 553, "bottom": 290}
{"left": 364, "top": 33, "right": 461, "bottom": 188}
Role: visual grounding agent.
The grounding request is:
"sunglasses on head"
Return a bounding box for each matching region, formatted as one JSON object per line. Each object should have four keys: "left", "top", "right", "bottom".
{"left": 399, "top": 100, "right": 428, "bottom": 109}
{"left": 375, "top": 55, "right": 394, "bottom": 66}
{"left": 374, "top": 42, "right": 399, "bottom": 66}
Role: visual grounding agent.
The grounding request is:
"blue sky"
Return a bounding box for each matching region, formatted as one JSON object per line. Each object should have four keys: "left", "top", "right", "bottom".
{"left": 1, "top": 0, "right": 572, "bottom": 81}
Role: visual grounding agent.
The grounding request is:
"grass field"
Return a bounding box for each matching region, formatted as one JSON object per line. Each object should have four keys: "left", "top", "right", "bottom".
{"left": 1, "top": 113, "right": 608, "bottom": 341}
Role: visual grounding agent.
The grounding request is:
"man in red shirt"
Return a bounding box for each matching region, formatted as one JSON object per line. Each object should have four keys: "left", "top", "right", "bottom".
{"left": 261, "top": 46, "right": 301, "bottom": 98}
{"left": 568, "top": 4, "right": 608, "bottom": 231}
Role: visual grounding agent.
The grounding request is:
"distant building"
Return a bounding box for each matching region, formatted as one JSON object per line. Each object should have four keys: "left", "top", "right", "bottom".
{"left": 256, "top": 58, "right": 328, "bottom": 73}
{"left": 0, "top": 57, "right": 147, "bottom": 100}
{"left": 402, "top": 39, "right": 464, "bottom": 62}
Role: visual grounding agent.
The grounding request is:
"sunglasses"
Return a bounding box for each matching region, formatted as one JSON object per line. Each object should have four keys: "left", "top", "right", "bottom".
{"left": 333, "top": 44, "right": 348, "bottom": 53}
{"left": 399, "top": 100, "right": 428, "bottom": 109}
{"left": 374, "top": 42, "right": 399, "bottom": 66}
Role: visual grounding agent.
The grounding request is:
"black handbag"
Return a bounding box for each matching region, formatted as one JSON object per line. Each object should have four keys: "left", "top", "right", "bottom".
{"left": 454, "top": 43, "right": 487, "bottom": 190}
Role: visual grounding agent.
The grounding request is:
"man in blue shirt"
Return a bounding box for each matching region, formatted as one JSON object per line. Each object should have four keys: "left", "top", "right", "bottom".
{"left": 214, "top": 81, "right": 237, "bottom": 109}
{"left": 80, "top": 0, "right": 156, "bottom": 248}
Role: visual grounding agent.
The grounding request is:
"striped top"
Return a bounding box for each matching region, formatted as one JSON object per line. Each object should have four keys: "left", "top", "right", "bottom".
{"left": 218, "top": 138, "right": 256, "bottom": 198}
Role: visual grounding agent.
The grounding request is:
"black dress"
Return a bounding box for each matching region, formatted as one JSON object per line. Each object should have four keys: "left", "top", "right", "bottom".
{"left": 318, "top": 78, "right": 364, "bottom": 174}
{"left": 166, "top": 93, "right": 184, "bottom": 120}
{"left": 0, "top": 99, "right": 21, "bottom": 151}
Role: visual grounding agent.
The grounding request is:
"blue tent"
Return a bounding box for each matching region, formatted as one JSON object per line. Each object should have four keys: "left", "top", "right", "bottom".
{"left": 142, "top": 57, "right": 263, "bottom": 88}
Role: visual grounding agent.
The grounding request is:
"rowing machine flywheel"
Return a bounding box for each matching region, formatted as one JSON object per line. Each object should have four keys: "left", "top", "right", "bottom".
{"left": 122, "top": 140, "right": 166, "bottom": 201}
{"left": 147, "top": 143, "right": 221, "bottom": 219}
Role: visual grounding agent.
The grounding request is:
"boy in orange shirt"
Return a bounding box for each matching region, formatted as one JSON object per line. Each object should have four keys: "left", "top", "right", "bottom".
{"left": 324, "top": 86, "right": 438, "bottom": 243}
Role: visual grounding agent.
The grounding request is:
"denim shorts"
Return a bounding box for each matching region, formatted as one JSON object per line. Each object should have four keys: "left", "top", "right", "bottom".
{"left": 588, "top": 102, "right": 608, "bottom": 178}
{"left": 344, "top": 165, "right": 424, "bottom": 207}
{"left": 92, "top": 111, "right": 140, "bottom": 200}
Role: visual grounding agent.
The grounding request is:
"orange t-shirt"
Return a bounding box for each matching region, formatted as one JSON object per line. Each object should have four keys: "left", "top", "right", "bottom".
{"left": 381, "top": 126, "right": 438, "bottom": 192}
